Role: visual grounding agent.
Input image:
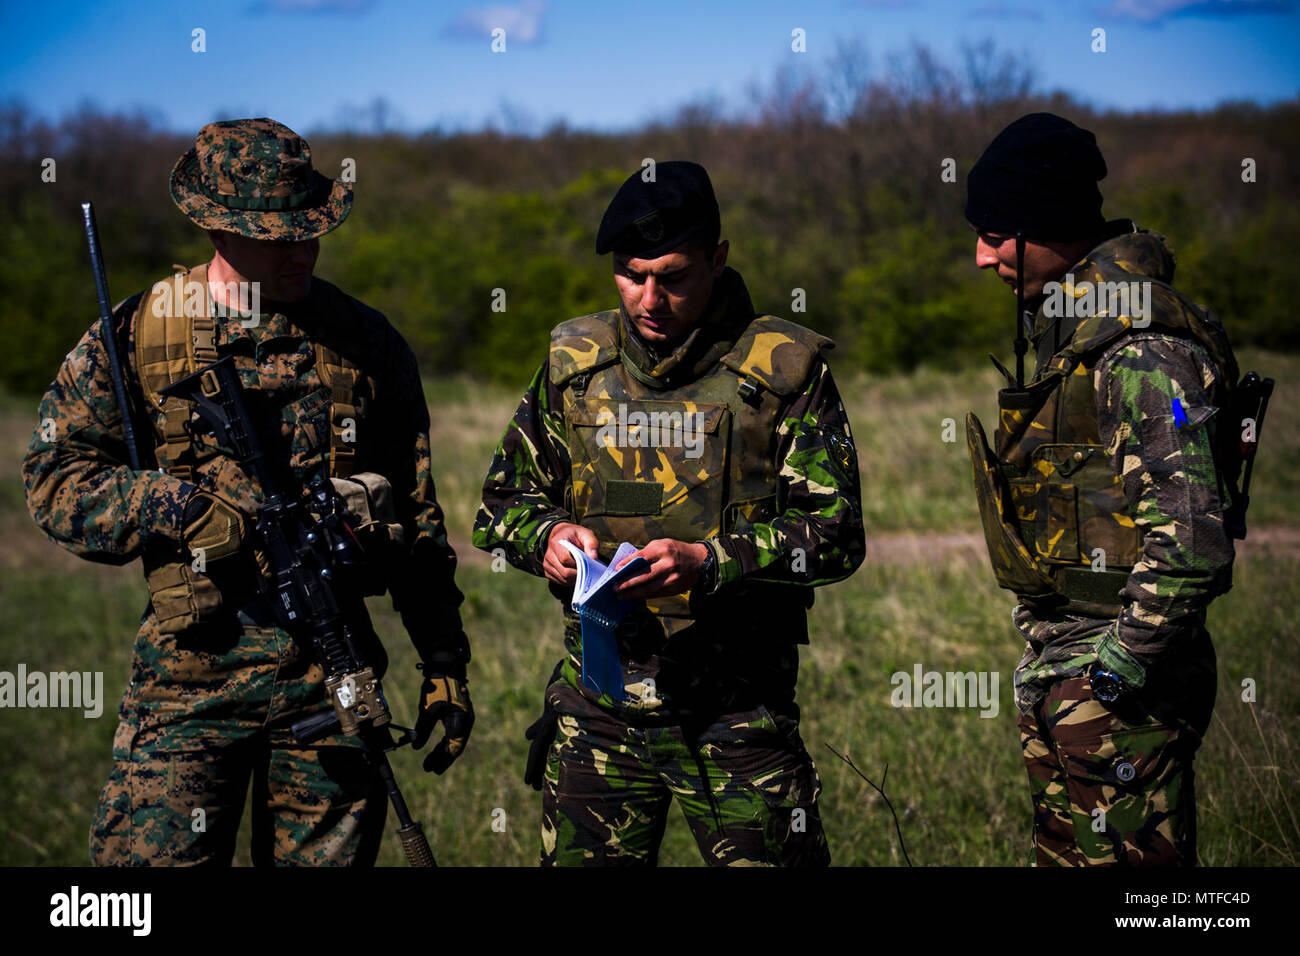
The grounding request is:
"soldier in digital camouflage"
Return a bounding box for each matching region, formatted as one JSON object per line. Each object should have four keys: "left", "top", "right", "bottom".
{"left": 963, "top": 113, "right": 1245, "bottom": 866}
{"left": 22, "top": 118, "right": 473, "bottom": 865}
{"left": 474, "top": 161, "right": 865, "bottom": 866}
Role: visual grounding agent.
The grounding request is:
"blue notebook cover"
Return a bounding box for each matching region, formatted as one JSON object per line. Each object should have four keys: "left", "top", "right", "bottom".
{"left": 559, "top": 541, "right": 649, "bottom": 700}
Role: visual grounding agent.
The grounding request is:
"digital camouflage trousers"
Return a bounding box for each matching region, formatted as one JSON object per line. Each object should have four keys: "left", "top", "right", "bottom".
{"left": 1017, "top": 669, "right": 1215, "bottom": 867}
{"left": 541, "top": 675, "right": 830, "bottom": 867}
{"left": 91, "top": 616, "right": 388, "bottom": 866}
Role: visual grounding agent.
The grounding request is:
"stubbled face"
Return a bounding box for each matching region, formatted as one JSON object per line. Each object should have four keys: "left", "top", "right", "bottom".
{"left": 210, "top": 230, "right": 320, "bottom": 302}
{"left": 614, "top": 240, "right": 729, "bottom": 347}
{"left": 971, "top": 225, "right": 1090, "bottom": 300}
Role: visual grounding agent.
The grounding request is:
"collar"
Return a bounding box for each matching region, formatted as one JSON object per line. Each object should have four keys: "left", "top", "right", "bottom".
{"left": 205, "top": 273, "right": 329, "bottom": 351}
{"left": 617, "top": 266, "right": 756, "bottom": 389}
{"left": 1028, "top": 218, "right": 1148, "bottom": 368}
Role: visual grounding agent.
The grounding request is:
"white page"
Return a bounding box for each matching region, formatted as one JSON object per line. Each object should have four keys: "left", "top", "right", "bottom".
{"left": 560, "top": 540, "right": 644, "bottom": 606}
{"left": 559, "top": 540, "right": 603, "bottom": 604}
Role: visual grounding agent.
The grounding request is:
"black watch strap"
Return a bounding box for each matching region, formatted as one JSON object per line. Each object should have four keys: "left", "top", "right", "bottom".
{"left": 698, "top": 544, "right": 717, "bottom": 594}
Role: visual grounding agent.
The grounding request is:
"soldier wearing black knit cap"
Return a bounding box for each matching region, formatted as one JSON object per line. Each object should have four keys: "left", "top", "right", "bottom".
{"left": 963, "top": 113, "right": 1255, "bottom": 867}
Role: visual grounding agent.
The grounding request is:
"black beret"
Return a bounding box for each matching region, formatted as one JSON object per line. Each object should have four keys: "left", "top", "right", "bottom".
{"left": 596, "top": 160, "right": 721, "bottom": 257}
{"left": 965, "top": 113, "right": 1108, "bottom": 242}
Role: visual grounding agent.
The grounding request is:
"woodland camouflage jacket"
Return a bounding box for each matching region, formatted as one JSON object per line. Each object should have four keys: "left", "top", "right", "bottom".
{"left": 473, "top": 268, "right": 865, "bottom": 718}
{"left": 1002, "top": 229, "right": 1237, "bottom": 707}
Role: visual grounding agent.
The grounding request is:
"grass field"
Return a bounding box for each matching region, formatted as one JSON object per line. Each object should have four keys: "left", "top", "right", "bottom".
{"left": 1, "top": 348, "right": 1296, "bottom": 866}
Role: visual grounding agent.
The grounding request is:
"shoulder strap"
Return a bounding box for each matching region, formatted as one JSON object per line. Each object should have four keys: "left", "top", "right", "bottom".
{"left": 1143, "top": 277, "right": 1240, "bottom": 391}
{"left": 719, "top": 315, "right": 834, "bottom": 399}
{"left": 314, "top": 343, "right": 362, "bottom": 478}
{"left": 1049, "top": 277, "right": 1238, "bottom": 392}
{"left": 134, "top": 266, "right": 368, "bottom": 481}
{"left": 549, "top": 310, "right": 621, "bottom": 389}
{"left": 302, "top": 277, "right": 376, "bottom": 479}
{"left": 134, "top": 265, "right": 218, "bottom": 481}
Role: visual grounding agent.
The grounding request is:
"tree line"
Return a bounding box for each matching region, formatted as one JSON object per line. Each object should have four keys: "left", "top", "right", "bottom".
{"left": 2, "top": 44, "right": 1296, "bottom": 394}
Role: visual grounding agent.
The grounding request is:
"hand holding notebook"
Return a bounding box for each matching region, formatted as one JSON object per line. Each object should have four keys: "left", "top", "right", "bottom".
{"left": 559, "top": 540, "right": 650, "bottom": 699}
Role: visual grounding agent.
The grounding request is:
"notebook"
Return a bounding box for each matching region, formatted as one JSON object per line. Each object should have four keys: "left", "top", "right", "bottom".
{"left": 559, "top": 540, "right": 650, "bottom": 699}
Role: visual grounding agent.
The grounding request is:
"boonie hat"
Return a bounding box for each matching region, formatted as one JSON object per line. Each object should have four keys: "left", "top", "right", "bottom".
{"left": 169, "top": 117, "right": 351, "bottom": 240}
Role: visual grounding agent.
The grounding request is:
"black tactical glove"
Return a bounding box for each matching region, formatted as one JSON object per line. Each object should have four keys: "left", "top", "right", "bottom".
{"left": 524, "top": 662, "right": 565, "bottom": 791}
{"left": 412, "top": 666, "right": 474, "bottom": 774}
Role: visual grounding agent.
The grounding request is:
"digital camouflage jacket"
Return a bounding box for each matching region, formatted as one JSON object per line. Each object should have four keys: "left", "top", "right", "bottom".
{"left": 22, "top": 270, "right": 468, "bottom": 677}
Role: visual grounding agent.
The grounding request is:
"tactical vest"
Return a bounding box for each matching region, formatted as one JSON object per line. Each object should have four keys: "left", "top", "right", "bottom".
{"left": 967, "top": 277, "right": 1239, "bottom": 617}
{"left": 549, "top": 310, "right": 831, "bottom": 633}
{"left": 131, "top": 264, "right": 367, "bottom": 633}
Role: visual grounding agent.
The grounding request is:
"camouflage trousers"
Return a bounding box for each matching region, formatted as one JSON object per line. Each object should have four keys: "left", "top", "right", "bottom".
{"left": 1017, "top": 671, "right": 1213, "bottom": 867}
{"left": 541, "top": 676, "right": 829, "bottom": 867}
{"left": 91, "top": 615, "right": 387, "bottom": 866}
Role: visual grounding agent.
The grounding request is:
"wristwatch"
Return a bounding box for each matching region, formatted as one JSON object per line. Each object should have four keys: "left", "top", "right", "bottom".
{"left": 1089, "top": 662, "right": 1127, "bottom": 704}
{"left": 697, "top": 544, "right": 717, "bottom": 594}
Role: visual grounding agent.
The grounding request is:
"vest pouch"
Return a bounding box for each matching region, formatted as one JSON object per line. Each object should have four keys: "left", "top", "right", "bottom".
{"left": 567, "top": 396, "right": 729, "bottom": 619}
{"left": 1040, "top": 482, "right": 1079, "bottom": 562}
{"left": 995, "top": 373, "right": 1062, "bottom": 469}
{"left": 143, "top": 556, "right": 223, "bottom": 634}
{"left": 1007, "top": 475, "right": 1079, "bottom": 561}
{"left": 965, "top": 412, "right": 1057, "bottom": 601}
{"left": 1035, "top": 443, "right": 1143, "bottom": 570}
{"left": 285, "top": 386, "right": 334, "bottom": 477}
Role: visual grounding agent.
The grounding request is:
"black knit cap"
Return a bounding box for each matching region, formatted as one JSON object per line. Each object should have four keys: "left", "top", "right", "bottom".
{"left": 596, "top": 160, "right": 721, "bottom": 257}
{"left": 965, "top": 113, "right": 1108, "bottom": 242}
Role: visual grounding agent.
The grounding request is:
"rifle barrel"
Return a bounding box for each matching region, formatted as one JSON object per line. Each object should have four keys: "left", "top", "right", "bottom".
{"left": 82, "top": 202, "right": 142, "bottom": 470}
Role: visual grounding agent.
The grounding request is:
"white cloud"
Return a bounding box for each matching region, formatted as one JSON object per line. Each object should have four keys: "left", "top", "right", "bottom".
{"left": 1103, "top": 0, "right": 1291, "bottom": 22}
{"left": 446, "top": 1, "right": 547, "bottom": 45}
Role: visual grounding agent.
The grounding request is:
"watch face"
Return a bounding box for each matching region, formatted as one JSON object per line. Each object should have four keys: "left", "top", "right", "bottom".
{"left": 1092, "top": 670, "right": 1122, "bottom": 702}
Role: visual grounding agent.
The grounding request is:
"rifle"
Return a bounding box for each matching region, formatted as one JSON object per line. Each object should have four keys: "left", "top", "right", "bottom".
{"left": 82, "top": 201, "right": 145, "bottom": 469}
{"left": 159, "top": 356, "right": 436, "bottom": 867}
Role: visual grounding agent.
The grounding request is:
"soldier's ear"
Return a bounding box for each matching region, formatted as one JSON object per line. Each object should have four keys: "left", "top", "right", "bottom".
{"left": 712, "top": 239, "right": 729, "bottom": 276}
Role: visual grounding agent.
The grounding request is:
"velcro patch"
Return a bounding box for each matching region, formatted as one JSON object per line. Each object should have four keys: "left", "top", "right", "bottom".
{"left": 605, "top": 480, "right": 663, "bottom": 516}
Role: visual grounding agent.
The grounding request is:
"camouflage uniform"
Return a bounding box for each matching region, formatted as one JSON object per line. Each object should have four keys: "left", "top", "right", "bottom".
{"left": 968, "top": 228, "right": 1236, "bottom": 865}
{"left": 21, "top": 120, "right": 467, "bottom": 865}
{"left": 475, "top": 266, "right": 865, "bottom": 866}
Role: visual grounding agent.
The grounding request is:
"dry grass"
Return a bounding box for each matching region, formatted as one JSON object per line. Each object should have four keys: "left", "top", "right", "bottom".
{"left": 0, "top": 350, "right": 1295, "bottom": 866}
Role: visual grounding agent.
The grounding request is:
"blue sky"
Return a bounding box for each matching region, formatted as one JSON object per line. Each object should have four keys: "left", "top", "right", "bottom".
{"left": 2, "top": 0, "right": 1298, "bottom": 134}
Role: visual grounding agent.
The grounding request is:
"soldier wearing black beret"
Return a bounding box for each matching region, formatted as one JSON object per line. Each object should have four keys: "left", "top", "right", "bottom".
{"left": 475, "top": 159, "right": 866, "bottom": 866}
